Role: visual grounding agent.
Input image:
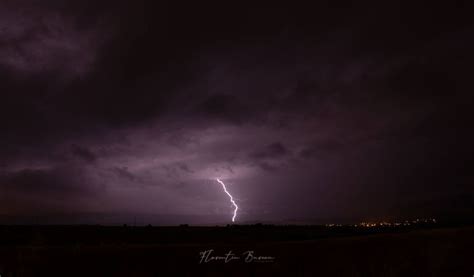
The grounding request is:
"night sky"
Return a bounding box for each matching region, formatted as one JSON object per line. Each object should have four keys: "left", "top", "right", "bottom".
{"left": 1, "top": 1, "right": 473, "bottom": 225}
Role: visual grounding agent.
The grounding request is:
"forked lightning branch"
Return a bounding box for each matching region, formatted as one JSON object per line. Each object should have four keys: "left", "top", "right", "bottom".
{"left": 216, "top": 178, "right": 238, "bottom": 222}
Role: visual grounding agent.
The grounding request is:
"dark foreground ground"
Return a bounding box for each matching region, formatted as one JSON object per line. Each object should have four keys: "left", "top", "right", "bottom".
{"left": 0, "top": 224, "right": 472, "bottom": 276}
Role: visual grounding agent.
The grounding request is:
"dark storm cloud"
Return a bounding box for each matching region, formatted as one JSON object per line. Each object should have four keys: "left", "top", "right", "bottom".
{"left": 299, "top": 139, "right": 345, "bottom": 159}
{"left": 70, "top": 144, "right": 97, "bottom": 163}
{"left": 195, "top": 94, "right": 252, "bottom": 124}
{"left": 251, "top": 142, "right": 289, "bottom": 160}
{"left": 110, "top": 166, "right": 139, "bottom": 182}
{"left": 1, "top": 1, "right": 473, "bottom": 222}
{"left": 0, "top": 165, "right": 103, "bottom": 214}
{"left": 0, "top": 167, "right": 90, "bottom": 195}
{"left": 0, "top": 0, "right": 112, "bottom": 77}
{"left": 249, "top": 142, "right": 291, "bottom": 172}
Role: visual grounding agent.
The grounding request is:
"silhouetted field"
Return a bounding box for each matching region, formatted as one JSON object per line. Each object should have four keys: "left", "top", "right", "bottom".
{"left": 0, "top": 224, "right": 472, "bottom": 276}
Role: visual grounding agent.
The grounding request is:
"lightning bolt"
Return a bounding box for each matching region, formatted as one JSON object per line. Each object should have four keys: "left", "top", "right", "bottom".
{"left": 216, "top": 178, "right": 238, "bottom": 222}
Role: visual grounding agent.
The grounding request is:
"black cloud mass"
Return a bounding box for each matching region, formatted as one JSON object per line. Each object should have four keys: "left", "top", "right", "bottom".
{"left": 0, "top": 0, "right": 473, "bottom": 224}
